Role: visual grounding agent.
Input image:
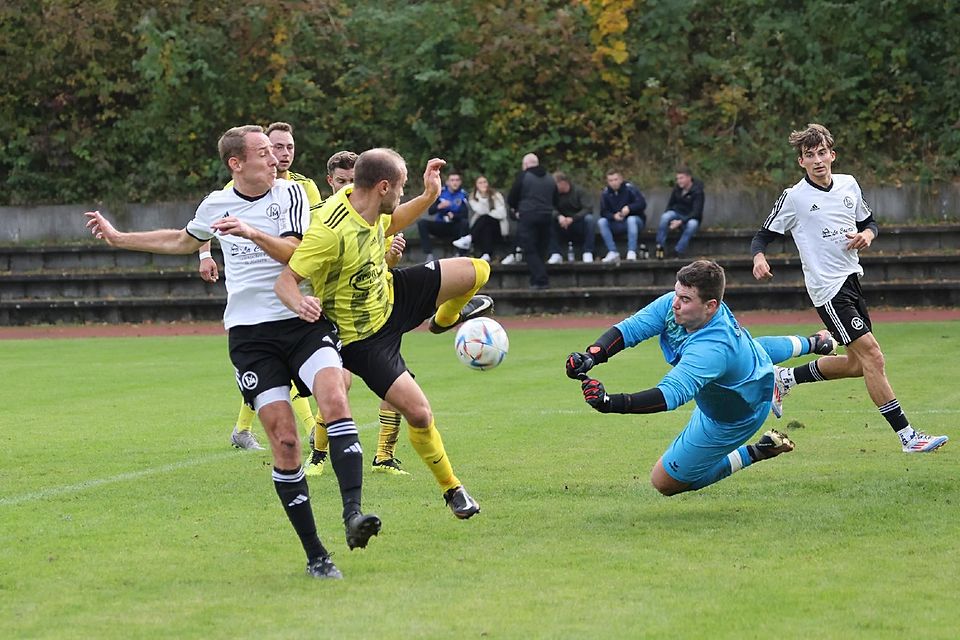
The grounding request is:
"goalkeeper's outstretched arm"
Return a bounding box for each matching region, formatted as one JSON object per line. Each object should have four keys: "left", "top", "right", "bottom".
{"left": 581, "top": 378, "right": 668, "bottom": 414}
{"left": 566, "top": 326, "right": 627, "bottom": 379}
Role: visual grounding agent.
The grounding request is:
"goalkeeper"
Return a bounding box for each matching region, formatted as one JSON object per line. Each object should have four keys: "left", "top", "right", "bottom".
{"left": 566, "top": 260, "right": 833, "bottom": 495}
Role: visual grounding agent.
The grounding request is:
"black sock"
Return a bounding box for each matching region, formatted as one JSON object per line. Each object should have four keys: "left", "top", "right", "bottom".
{"left": 273, "top": 466, "right": 326, "bottom": 562}
{"left": 879, "top": 398, "right": 911, "bottom": 434}
{"left": 326, "top": 417, "right": 363, "bottom": 520}
{"left": 792, "top": 360, "right": 825, "bottom": 385}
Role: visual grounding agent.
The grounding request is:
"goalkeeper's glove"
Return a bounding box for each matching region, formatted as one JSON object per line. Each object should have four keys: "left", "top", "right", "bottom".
{"left": 566, "top": 352, "right": 595, "bottom": 379}
{"left": 581, "top": 378, "right": 612, "bottom": 413}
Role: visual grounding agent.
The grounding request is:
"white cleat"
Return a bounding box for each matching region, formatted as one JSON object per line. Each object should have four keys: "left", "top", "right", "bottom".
{"left": 902, "top": 431, "right": 949, "bottom": 453}
{"left": 770, "top": 366, "right": 790, "bottom": 419}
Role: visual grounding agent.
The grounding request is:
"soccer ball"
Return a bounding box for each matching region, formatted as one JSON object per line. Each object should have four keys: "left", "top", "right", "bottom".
{"left": 454, "top": 317, "right": 509, "bottom": 371}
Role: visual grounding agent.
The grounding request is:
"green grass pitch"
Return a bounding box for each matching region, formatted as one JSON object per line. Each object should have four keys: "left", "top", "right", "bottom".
{"left": 1, "top": 322, "right": 958, "bottom": 638}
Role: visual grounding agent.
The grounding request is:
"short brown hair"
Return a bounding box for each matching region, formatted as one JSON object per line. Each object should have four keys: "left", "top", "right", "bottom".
{"left": 353, "top": 148, "right": 405, "bottom": 189}
{"left": 265, "top": 121, "right": 293, "bottom": 136}
{"left": 327, "top": 150, "right": 358, "bottom": 177}
{"left": 675, "top": 165, "right": 692, "bottom": 176}
{"left": 217, "top": 125, "right": 263, "bottom": 170}
{"left": 677, "top": 260, "right": 725, "bottom": 304}
{"left": 553, "top": 171, "right": 570, "bottom": 184}
{"left": 605, "top": 169, "right": 622, "bottom": 177}
{"left": 788, "top": 123, "right": 834, "bottom": 154}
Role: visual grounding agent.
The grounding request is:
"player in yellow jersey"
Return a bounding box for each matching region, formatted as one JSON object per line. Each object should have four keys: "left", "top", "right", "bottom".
{"left": 276, "top": 149, "right": 492, "bottom": 519}
{"left": 305, "top": 151, "right": 410, "bottom": 477}
{"left": 197, "top": 122, "right": 324, "bottom": 451}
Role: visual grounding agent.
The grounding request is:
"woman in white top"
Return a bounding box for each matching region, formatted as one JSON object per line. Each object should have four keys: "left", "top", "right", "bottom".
{"left": 454, "top": 176, "right": 508, "bottom": 262}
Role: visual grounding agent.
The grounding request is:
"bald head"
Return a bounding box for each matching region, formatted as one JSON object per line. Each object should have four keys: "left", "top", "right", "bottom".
{"left": 354, "top": 148, "right": 406, "bottom": 189}
{"left": 522, "top": 153, "right": 539, "bottom": 170}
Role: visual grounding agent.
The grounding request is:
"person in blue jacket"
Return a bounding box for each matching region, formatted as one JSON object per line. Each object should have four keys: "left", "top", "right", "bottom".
{"left": 417, "top": 171, "right": 469, "bottom": 261}
{"left": 597, "top": 169, "right": 647, "bottom": 263}
{"left": 565, "top": 259, "right": 834, "bottom": 495}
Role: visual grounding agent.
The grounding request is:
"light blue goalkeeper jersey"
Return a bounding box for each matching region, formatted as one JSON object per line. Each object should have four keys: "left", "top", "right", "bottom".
{"left": 614, "top": 292, "right": 773, "bottom": 426}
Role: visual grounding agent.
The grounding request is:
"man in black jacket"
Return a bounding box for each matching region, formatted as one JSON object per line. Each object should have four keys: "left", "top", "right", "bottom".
{"left": 547, "top": 171, "right": 597, "bottom": 264}
{"left": 655, "top": 167, "right": 705, "bottom": 259}
{"left": 508, "top": 153, "right": 560, "bottom": 289}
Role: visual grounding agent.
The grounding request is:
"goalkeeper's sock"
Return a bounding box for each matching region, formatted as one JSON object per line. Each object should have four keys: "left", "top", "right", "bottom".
{"left": 313, "top": 419, "right": 329, "bottom": 453}
{"left": 325, "top": 418, "right": 363, "bottom": 519}
{"left": 236, "top": 401, "right": 256, "bottom": 432}
{"left": 687, "top": 446, "right": 754, "bottom": 491}
{"left": 290, "top": 390, "right": 315, "bottom": 436}
{"left": 791, "top": 360, "right": 826, "bottom": 385}
{"left": 433, "top": 258, "right": 490, "bottom": 328}
{"left": 376, "top": 408, "right": 402, "bottom": 460}
{"left": 408, "top": 419, "right": 460, "bottom": 492}
{"left": 273, "top": 465, "right": 327, "bottom": 562}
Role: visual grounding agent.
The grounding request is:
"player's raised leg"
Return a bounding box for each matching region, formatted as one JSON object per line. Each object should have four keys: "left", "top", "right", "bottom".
{"left": 755, "top": 330, "right": 837, "bottom": 418}
{"left": 428, "top": 257, "right": 493, "bottom": 333}
{"left": 384, "top": 372, "right": 480, "bottom": 519}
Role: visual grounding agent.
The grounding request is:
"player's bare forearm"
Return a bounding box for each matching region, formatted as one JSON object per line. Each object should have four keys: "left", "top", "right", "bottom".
{"left": 388, "top": 192, "right": 436, "bottom": 235}
{"left": 275, "top": 267, "right": 307, "bottom": 313}
{"left": 84, "top": 211, "right": 202, "bottom": 254}
{"left": 211, "top": 217, "right": 300, "bottom": 264}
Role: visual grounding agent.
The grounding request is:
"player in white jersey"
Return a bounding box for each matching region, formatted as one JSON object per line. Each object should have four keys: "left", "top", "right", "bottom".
{"left": 84, "top": 125, "right": 380, "bottom": 579}
{"left": 751, "top": 123, "right": 947, "bottom": 453}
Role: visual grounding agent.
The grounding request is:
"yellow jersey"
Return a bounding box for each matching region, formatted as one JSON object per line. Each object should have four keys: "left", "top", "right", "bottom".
{"left": 288, "top": 187, "right": 395, "bottom": 345}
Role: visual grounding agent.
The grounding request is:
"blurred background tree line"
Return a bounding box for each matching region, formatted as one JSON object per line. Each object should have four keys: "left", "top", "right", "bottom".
{"left": 2, "top": 0, "right": 957, "bottom": 206}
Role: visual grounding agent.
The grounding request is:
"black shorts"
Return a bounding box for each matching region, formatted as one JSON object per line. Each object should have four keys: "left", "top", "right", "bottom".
{"left": 340, "top": 263, "right": 441, "bottom": 398}
{"left": 815, "top": 274, "right": 873, "bottom": 345}
{"left": 228, "top": 316, "right": 342, "bottom": 409}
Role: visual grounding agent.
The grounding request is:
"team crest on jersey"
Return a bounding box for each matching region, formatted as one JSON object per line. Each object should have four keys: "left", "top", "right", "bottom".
{"left": 266, "top": 203, "right": 282, "bottom": 220}
{"left": 238, "top": 371, "right": 259, "bottom": 390}
{"left": 843, "top": 196, "right": 854, "bottom": 209}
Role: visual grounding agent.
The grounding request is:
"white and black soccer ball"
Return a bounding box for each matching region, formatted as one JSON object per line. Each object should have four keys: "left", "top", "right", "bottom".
{"left": 454, "top": 317, "right": 509, "bottom": 371}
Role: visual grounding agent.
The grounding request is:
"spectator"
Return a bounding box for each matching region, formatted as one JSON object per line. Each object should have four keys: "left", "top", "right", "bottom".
{"left": 417, "top": 171, "right": 469, "bottom": 262}
{"left": 547, "top": 171, "right": 597, "bottom": 264}
{"left": 453, "top": 176, "right": 509, "bottom": 262}
{"left": 656, "top": 166, "right": 705, "bottom": 259}
{"left": 597, "top": 170, "right": 647, "bottom": 263}
{"left": 507, "top": 153, "right": 560, "bottom": 289}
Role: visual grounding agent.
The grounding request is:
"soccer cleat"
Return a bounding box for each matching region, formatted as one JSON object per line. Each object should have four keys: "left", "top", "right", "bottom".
{"left": 231, "top": 426, "right": 265, "bottom": 451}
{"left": 305, "top": 448, "right": 327, "bottom": 477}
{"left": 582, "top": 252, "right": 594, "bottom": 263}
{"left": 810, "top": 329, "right": 838, "bottom": 356}
{"left": 753, "top": 429, "right": 795, "bottom": 459}
{"left": 428, "top": 294, "right": 494, "bottom": 334}
{"left": 371, "top": 456, "right": 410, "bottom": 476}
{"left": 305, "top": 554, "right": 342, "bottom": 580}
{"left": 770, "top": 365, "right": 790, "bottom": 419}
{"left": 547, "top": 253, "right": 563, "bottom": 264}
{"left": 902, "top": 431, "right": 949, "bottom": 453}
{"left": 626, "top": 250, "right": 638, "bottom": 261}
{"left": 452, "top": 234, "right": 473, "bottom": 251}
{"left": 443, "top": 485, "right": 480, "bottom": 520}
{"left": 601, "top": 251, "right": 621, "bottom": 264}
{"left": 344, "top": 512, "right": 382, "bottom": 550}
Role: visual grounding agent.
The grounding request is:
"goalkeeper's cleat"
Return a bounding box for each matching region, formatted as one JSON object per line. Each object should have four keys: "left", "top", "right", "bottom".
{"left": 231, "top": 426, "right": 265, "bottom": 451}
{"left": 810, "top": 329, "right": 838, "bottom": 356}
{"left": 902, "top": 431, "right": 949, "bottom": 453}
{"left": 305, "top": 448, "right": 327, "bottom": 477}
{"left": 306, "top": 554, "right": 342, "bottom": 580}
{"left": 344, "top": 512, "right": 381, "bottom": 550}
{"left": 443, "top": 485, "right": 480, "bottom": 520}
{"left": 371, "top": 456, "right": 410, "bottom": 476}
{"left": 770, "top": 366, "right": 790, "bottom": 419}
{"left": 428, "top": 294, "right": 494, "bottom": 334}
{"left": 753, "top": 429, "right": 795, "bottom": 460}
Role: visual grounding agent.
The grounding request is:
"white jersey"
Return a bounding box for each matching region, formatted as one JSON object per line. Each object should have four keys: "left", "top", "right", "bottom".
{"left": 185, "top": 179, "right": 308, "bottom": 329}
{"left": 761, "top": 174, "right": 873, "bottom": 306}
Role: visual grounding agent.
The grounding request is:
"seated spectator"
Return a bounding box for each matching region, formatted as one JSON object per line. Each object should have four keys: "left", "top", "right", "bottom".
{"left": 417, "top": 171, "right": 469, "bottom": 262}
{"left": 597, "top": 170, "right": 647, "bottom": 263}
{"left": 547, "top": 171, "right": 597, "bottom": 263}
{"left": 453, "top": 175, "right": 509, "bottom": 262}
{"left": 655, "top": 166, "right": 705, "bottom": 259}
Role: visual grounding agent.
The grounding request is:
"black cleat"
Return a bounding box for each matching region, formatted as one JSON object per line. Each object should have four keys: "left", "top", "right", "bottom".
{"left": 753, "top": 429, "right": 795, "bottom": 460}
{"left": 428, "top": 294, "right": 494, "bottom": 334}
{"left": 810, "top": 329, "right": 838, "bottom": 356}
{"left": 443, "top": 485, "right": 481, "bottom": 520}
{"left": 344, "top": 512, "right": 381, "bottom": 550}
{"left": 305, "top": 554, "right": 342, "bottom": 580}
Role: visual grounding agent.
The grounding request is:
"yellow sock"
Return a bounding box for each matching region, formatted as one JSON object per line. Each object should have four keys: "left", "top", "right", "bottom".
{"left": 313, "top": 418, "right": 329, "bottom": 453}
{"left": 408, "top": 419, "right": 460, "bottom": 492}
{"left": 235, "top": 401, "right": 255, "bottom": 432}
{"left": 376, "top": 409, "right": 402, "bottom": 460}
{"left": 433, "top": 258, "right": 490, "bottom": 328}
{"left": 290, "top": 389, "right": 315, "bottom": 436}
